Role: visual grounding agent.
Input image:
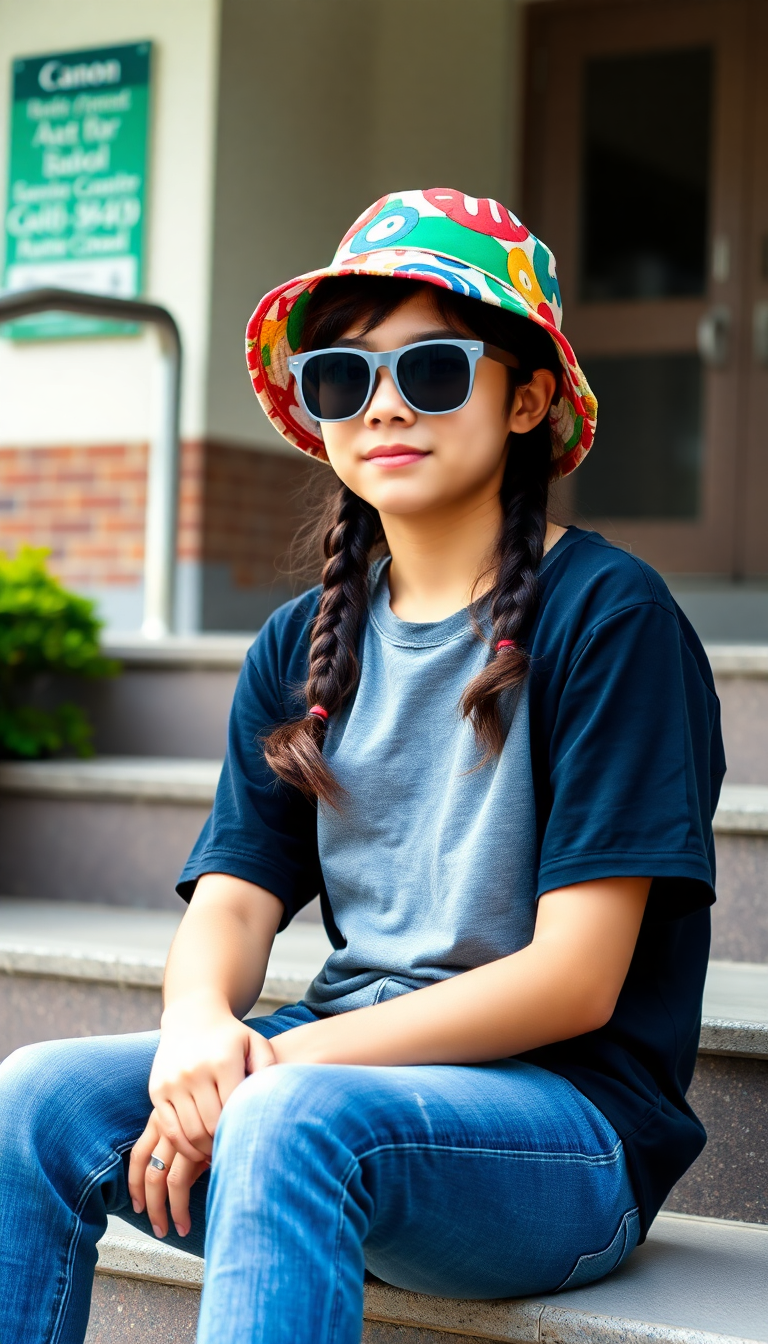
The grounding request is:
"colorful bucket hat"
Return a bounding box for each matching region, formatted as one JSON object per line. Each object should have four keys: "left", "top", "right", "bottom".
{"left": 246, "top": 188, "right": 597, "bottom": 478}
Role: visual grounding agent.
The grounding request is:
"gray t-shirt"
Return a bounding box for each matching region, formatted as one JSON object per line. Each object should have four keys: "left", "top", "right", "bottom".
{"left": 303, "top": 556, "right": 538, "bottom": 1014}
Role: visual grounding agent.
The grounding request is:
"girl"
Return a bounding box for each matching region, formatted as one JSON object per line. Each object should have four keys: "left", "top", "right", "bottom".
{"left": 0, "top": 189, "right": 724, "bottom": 1344}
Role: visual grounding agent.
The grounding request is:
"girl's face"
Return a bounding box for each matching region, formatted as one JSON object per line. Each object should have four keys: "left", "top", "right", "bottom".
{"left": 318, "top": 287, "right": 556, "bottom": 519}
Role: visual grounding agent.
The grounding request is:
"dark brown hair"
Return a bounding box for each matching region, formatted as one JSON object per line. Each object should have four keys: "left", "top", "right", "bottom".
{"left": 263, "top": 276, "right": 561, "bottom": 806}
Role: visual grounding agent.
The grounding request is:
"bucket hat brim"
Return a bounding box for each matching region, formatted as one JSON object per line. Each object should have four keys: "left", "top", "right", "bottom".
{"left": 246, "top": 222, "right": 596, "bottom": 480}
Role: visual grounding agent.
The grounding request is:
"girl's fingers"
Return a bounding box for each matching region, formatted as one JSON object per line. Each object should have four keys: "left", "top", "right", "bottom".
{"left": 128, "top": 1113, "right": 160, "bottom": 1213}
{"left": 188, "top": 1078, "right": 224, "bottom": 1141}
{"left": 169, "top": 1091, "right": 215, "bottom": 1157}
{"left": 240, "top": 1029, "right": 278, "bottom": 1086}
{"left": 153, "top": 1097, "right": 211, "bottom": 1163}
{"left": 143, "top": 1134, "right": 178, "bottom": 1239}
{"left": 166, "top": 1152, "right": 209, "bottom": 1238}
{"left": 213, "top": 1048, "right": 253, "bottom": 1109}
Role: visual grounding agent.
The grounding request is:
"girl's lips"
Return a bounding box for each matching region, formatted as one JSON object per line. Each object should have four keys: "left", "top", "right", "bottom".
{"left": 364, "top": 445, "right": 430, "bottom": 468}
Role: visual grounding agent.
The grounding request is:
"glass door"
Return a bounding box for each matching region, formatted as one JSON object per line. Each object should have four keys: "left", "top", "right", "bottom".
{"left": 524, "top": 0, "right": 754, "bottom": 575}
{"left": 741, "top": 0, "right": 768, "bottom": 576}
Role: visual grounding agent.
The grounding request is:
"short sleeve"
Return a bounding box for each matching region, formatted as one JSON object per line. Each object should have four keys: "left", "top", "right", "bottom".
{"left": 536, "top": 599, "right": 719, "bottom": 916}
{"left": 176, "top": 607, "right": 323, "bottom": 932}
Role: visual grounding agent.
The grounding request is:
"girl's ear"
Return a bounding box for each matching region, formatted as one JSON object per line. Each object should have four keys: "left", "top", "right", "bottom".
{"left": 507, "top": 368, "right": 557, "bottom": 436}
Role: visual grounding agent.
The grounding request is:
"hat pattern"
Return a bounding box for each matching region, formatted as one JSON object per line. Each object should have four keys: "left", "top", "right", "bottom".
{"left": 246, "top": 188, "right": 596, "bottom": 478}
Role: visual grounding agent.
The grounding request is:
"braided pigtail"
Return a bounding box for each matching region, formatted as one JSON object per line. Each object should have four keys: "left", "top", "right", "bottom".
{"left": 460, "top": 418, "right": 551, "bottom": 759}
{"left": 263, "top": 482, "right": 381, "bottom": 807}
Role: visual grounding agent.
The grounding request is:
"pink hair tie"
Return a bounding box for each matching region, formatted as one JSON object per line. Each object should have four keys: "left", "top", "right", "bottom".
{"left": 308, "top": 704, "right": 329, "bottom": 721}
{"left": 495, "top": 639, "right": 518, "bottom": 652}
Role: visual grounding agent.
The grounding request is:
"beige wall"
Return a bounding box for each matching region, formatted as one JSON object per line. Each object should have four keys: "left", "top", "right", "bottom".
{"left": 204, "top": 0, "right": 524, "bottom": 450}
{"left": 0, "top": 0, "right": 526, "bottom": 449}
{"left": 0, "top": 0, "right": 221, "bottom": 446}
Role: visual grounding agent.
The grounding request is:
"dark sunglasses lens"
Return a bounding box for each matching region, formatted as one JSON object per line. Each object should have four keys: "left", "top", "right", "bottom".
{"left": 301, "top": 352, "right": 371, "bottom": 420}
{"left": 397, "top": 344, "right": 471, "bottom": 413}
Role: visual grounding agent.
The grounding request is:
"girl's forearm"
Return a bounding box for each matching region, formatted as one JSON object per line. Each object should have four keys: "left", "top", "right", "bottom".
{"left": 270, "top": 940, "right": 603, "bottom": 1068}
{"left": 162, "top": 874, "right": 284, "bottom": 1023}
{"left": 270, "top": 878, "right": 648, "bottom": 1067}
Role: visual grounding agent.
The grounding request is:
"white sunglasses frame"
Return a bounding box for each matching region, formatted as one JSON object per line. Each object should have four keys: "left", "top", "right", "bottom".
{"left": 287, "top": 338, "right": 521, "bottom": 423}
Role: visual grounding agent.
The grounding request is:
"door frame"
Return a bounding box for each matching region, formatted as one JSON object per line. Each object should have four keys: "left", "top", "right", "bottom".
{"left": 523, "top": 0, "right": 755, "bottom": 575}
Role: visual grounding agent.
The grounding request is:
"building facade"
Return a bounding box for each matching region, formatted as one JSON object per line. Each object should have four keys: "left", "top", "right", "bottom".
{"left": 1, "top": 0, "right": 766, "bottom": 638}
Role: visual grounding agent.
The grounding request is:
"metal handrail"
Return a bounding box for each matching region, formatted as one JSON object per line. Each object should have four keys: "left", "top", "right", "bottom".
{"left": 0, "top": 286, "right": 182, "bottom": 638}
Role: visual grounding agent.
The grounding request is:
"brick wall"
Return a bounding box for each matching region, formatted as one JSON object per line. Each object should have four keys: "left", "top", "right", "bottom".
{"left": 0, "top": 443, "right": 149, "bottom": 589}
{"left": 203, "top": 441, "right": 321, "bottom": 591}
{"left": 0, "top": 438, "right": 324, "bottom": 625}
{"left": 178, "top": 440, "right": 205, "bottom": 571}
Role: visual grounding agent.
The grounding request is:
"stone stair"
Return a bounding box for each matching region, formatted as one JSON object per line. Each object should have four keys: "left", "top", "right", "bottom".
{"left": 711, "top": 786, "right": 768, "bottom": 962}
{"left": 0, "top": 638, "right": 320, "bottom": 922}
{"left": 63, "top": 633, "right": 249, "bottom": 760}
{"left": 3, "top": 636, "right": 767, "bottom": 1340}
{"left": 0, "top": 898, "right": 324, "bottom": 1053}
{"left": 708, "top": 646, "right": 768, "bottom": 786}
{"left": 0, "top": 757, "right": 219, "bottom": 910}
{"left": 0, "top": 759, "right": 759, "bottom": 944}
{"left": 89, "top": 1211, "right": 768, "bottom": 1344}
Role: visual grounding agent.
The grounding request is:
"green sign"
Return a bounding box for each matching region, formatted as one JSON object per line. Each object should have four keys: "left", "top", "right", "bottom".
{"left": 3, "top": 41, "right": 152, "bottom": 340}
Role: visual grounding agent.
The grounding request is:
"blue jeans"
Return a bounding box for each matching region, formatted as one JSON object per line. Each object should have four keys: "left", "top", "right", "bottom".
{"left": 0, "top": 1002, "right": 640, "bottom": 1344}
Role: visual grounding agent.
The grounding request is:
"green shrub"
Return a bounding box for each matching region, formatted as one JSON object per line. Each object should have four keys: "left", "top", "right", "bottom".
{"left": 0, "top": 546, "right": 120, "bottom": 759}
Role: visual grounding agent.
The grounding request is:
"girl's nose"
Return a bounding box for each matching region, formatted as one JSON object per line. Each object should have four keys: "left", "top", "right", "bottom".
{"left": 363, "top": 368, "right": 417, "bottom": 428}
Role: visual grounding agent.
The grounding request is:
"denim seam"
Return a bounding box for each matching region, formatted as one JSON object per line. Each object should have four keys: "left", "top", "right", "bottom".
{"left": 553, "top": 1204, "right": 640, "bottom": 1292}
{"left": 329, "top": 1155, "right": 363, "bottom": 1344}
{"left": 350, "top": 1139, "right": 625, "bottom": 1166}
{"left": 326, "top": 1137, "right": 625, "bottom": 1337}
{"left": 50, "top": 1139, "right": 135, "bottom": 1344}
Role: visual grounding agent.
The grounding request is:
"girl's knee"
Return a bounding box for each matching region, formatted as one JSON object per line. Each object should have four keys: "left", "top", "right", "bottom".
{"left": 1, "top": 1037, "right": 65, "bottom": 1090}
{"left": 218, "top": 1063, "right": 359, "bottom": 1149}
{"left": 0, "top": 1039, "right": 77, "bottom": 1131}
{"left": 0, "top": 1032, "right": 156, "bottom": 1135}
{"left": 222, "top": 1062, "right": 333, "bottom": 1120}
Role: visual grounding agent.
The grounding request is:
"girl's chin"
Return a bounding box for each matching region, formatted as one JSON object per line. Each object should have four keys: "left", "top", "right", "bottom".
{"left": 361, "top": 486, "right": 453, "bottom": 517}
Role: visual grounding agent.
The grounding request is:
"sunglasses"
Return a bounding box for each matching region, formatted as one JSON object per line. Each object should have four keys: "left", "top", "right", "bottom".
{"left": 287, "top": 339, "right": 521, "bottom": 423}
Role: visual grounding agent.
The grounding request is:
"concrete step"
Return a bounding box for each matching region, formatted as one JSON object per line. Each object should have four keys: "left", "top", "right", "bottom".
{"left": 100, "top": 634, "right": 252, "bottom": 669}
{"left": 712, "top": 786, "right": 768, "bottom": 963}
{"left": 17, "top": 898, "right": 766, "bottom": 1039}
{"left": 0, "top": 756, "right": 222, "bottom": 803}
{"left": 1, "top": 899, "right": 766, "bottom": 1226}
{"left": 0, "top": 758, "right": 220, "bottom": 910}
{"left": 0, "top": 757, "right": 761, "bottom": 950}
{"left": 53, "top": 633, "right": 250, "bottom": 760}
{"left": 32, "top": 636, "right": 768, "bottom": 778}
{"left": 670, "top": 958, "right": 768, "bottom": 1225}
{"left": 707, "top": 645, "right": 768, "bottom": 785}
{"left": 0, "top": 756, "right": 321, "bottom": 920}
{"left": 87, "top": 1211, "right": 768, "bottom": 1343}
{"left": 0, "top": 898, "right": 327, "bottom": 1055}
{"left": 0, "top": 766, "right": 761, "bottom": 825}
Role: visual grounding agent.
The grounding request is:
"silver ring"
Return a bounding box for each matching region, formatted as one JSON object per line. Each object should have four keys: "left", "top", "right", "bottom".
{"left": 149, "top": 1154, "right": 167, "bottom": 1172}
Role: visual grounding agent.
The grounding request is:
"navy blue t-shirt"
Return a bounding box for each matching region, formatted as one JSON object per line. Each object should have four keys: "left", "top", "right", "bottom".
{"left": 178, "top": 526, "right": 725, "bottom": 1241}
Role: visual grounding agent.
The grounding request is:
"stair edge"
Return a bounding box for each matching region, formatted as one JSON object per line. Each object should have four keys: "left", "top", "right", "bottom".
{"left": 94, "top": 1228, "right": 765, "bottom": 1344}
{"left": 705, "top": 647, "right": 768, "bottom": 677}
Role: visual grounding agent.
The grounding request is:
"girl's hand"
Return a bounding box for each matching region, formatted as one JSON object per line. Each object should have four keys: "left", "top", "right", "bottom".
{"left": 148, "top": 992, "right": 278, "bottom": 1161}
{"left": 129, "top": 1110, "right": 208, "bottom": 1239}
